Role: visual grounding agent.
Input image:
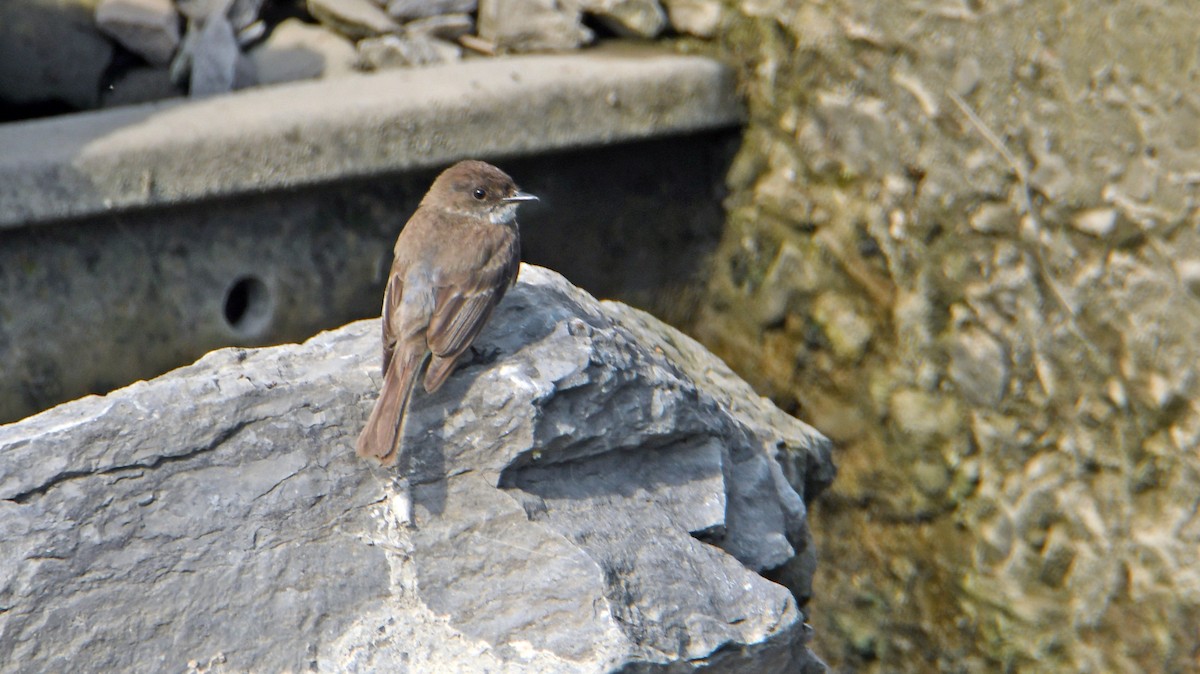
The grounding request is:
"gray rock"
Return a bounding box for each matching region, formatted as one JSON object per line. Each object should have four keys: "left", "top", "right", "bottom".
{"left": 225, "top": 0, "right": 263, "bottom": 32}
{"left": 95, "top": 0, "right": 181, "bottom": 66}
{"left": 662, "top": 0, "right": 720, "bottom": 38}
{"left": 404, "top": 12, "right": 475, "bottom": 41}
{"left": 358, "top": 33, "right": 462, "bottom": 70}
{"left": 948, "top": 327, "right": 1009, "bottom": 407}
{"left": 176, "top": 0, "right": 224, "bottom": 18}
{"left": 0, "top": 265, "right": 832, "bottom": 673}
{"left": 478, "top": 0, "right": 593, "bottom": 52}
{"left": 307, "top": 0, "right": 401, "bottom": 40}
{"left": 168, "top": 0, "right": 257, "bottom": 95}
{"left": 100, "top": 65, "right": 182, "bottom": 107}
{"left": 247, "top": 18, "right": 358, "bottom": 85}
{"left": 0, "top": 0, "right": 114, "bottom": 109}
{"left": 387, "top": 0, "right": 477, "bottom": 21}
{"left": 1071, "top": 207, "right": 1118, "bottom": 237}
{"left": 177, "top": 0, "right": 262, "bottom": 32}
{"left": 168, "top": 0, "right": 261, "bottom": 93}
{"left": 188, "top": 10, "right": 241, "bottom": 95}
{"left": 579, "top": 0, "right": 667, "bottom": 38}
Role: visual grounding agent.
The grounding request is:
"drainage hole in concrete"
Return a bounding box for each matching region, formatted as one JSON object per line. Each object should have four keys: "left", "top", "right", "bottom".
{"left": 223, "top": 275, "right": 273, "bottom": 337}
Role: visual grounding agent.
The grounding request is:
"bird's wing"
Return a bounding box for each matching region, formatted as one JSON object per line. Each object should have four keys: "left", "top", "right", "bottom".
{"left": 426, "top": 236, "right": 519, "bottom": 362}
{"left": 380, "top": 266, "right": 404, "bottom": 374}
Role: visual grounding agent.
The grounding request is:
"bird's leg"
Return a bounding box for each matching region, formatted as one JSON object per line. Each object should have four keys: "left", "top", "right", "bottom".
{"left": 466, "top": 344, "right": 502, "bottom": 366}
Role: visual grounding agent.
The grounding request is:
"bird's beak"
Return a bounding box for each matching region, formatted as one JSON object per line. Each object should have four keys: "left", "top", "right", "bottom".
{"left": 502, "top": 191, "right": 539, "bottom": 203}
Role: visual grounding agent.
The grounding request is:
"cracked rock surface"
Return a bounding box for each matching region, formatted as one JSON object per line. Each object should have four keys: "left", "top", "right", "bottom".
{"left": 0, "top": 265, "right": 832, "bottom": 673}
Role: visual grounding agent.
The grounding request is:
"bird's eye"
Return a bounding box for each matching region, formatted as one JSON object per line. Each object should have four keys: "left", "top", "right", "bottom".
{"left": 472, "top": 188, "right": 487, "bottom": 200}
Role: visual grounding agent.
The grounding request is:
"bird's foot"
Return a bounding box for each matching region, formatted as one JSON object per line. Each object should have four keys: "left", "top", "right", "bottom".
{"left": 467, "top": 344, "right": 502, "bottom": 366}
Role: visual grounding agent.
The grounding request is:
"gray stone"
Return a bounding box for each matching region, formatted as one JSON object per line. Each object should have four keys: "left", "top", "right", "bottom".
{"left": 0, "top": 264, "right": 833, "bottom": 673}
{"left": 0, "top": 0, "right": 114, "bottom": 109}
{"left": 1179, "top": 260, "right": 1200, "bottom": 298}
{"left": 951, "top": 55, "right": 982, "bottom": 96}
{"left": 579, "top": 0, "right": 667, "bottom": 38}
{"left": 478, "top": 0, "right": 593, "bottom": 52}
{"left": 358, "top": 33, "right": 462, "bottom": 70}
{"left": 1071, "top": 207, "right": 1118, "bottom": 237}
{"left": 189, "top": 9, "right": 241, "bottom": 95}
{"left": 404, "top": 12, "right": 475, "bottom": 40}
{"left": 387, "top": 0, "right": 477, "bottom": 21}
{"left": 169, "top": 0, "right": 229, "bottom": 90}
{"left": 225, "top": 0, "right": 263, "bottom": 32}
{"left": 101, "top": 65, "right": 182, "bottom": 107}
{"left": 307, "top": 0, "right": 401, "bottom": 40}
{"left": 247, "top": 18, "right": 358, "bottom": 85}
{"left": 176, "top": 0, "right": 224, "bottom": 18}
{"left": 947, "top": 327, "right": 1009, "bottom": 407}
{"left": 95, "top": 0, "right": 181, "bottom": 66}
{"left": 969, "top": 201, "right": 1018, "bottom": 234}
{"left": 1029, "top": 149, "right": 1073, "bottom": 202}
{"left": 177, "top": 0, "right": 262, "bottom": 32}
{"left": 812, "top": 291, "right": 873, "bottom": 361}
{"left": 662, "top": 0, "right": 720, "bottom": 38}
{"left": 168, "top": 0, "right": 257, "bottom": 94}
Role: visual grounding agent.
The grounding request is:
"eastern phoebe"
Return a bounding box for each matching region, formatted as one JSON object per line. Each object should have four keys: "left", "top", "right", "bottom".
{"left": 356, "top": 160, "right": 537, "bottom": 465}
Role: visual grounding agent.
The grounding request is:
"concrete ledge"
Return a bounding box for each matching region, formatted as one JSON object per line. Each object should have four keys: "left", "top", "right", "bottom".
{"left": 0, "top": 46, "right": 742, "bottom": 229}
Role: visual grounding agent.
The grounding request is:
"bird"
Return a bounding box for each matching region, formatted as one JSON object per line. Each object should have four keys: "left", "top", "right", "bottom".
{"left": 356, "top": 160, "right": 537, "bottom": 466}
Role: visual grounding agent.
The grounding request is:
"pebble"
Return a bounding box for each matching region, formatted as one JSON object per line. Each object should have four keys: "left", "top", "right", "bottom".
{"left": 579, "top": 0, "right": 666, "bottom": 38}
{"left": 404, "top": 13, "right": 475, "bottom": 41}
{"left": 1071, "top": 208, "right": 1118, "bottom": 237}
{"left": 95, "top": 0, "right": 182, "bottom": 66}
{"left": 662, "top": 0, "right": 721, "bottom": 38}
{"left": 358, "top": 33, "right": 462, "bottom": 70}
{"left": 189, "top": 11, "right": 240, "bottom": 96}
{"left": 307, "top": 0, "right": 401, "bottom": 40}
{"left": 386, "top": 0, "right": 477, "bottom": 21}
{"left": 478, "top": 0, "right": 593, "bottom": 52}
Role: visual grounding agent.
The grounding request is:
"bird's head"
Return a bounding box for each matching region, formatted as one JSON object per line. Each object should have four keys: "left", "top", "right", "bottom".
{"left": 425, "top": 159, "right": 538, "bottom": 225}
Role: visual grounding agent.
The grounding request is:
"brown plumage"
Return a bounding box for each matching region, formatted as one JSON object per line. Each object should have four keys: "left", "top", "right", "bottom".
{"left": 356, "top": 160, "right": 536, "bottom": 465}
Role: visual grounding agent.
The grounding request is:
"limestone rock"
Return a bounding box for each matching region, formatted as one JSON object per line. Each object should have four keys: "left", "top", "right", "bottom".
{"left": 168, "top": 0, "right": 261, "bottom": 95}
{"left": 247, "top": 18, "right": 358, "bottom": 85}
{"left": 387, "top": 0, "right": 477, "bottom": 21}
{"left": 95, "top": 0, "right": 181, "bottom": 66}
{"left": 307, "top": 0, "right": 401, "bottom": 40}
{"left": 358, "top": 33, "right": 462, "bottom": 70}
{"left": 0, "top": 0, "right": 114, "bottom": 109}
{"left": 0, "top": 265, "right": 833, "bottom": 673}
{"left": 404, "top": 12, "right": 475, "bottom": 41}
{"left": 478, "top": 0, "right": 593, "bottom": 52}
{"left": 1071, "top": 207, "right": 1118, "bottom": 237}
{"left": 188, "top": 8, "right": 242, "bottom": 95}
{"left": 947, "top": 327, "right": 1008, "bottom": 407}
{"left": 579, "top": 0, "right": 667, "bottom": 38}
{"left": 662, "top": 0, "right": 720, "bottom": 38}
{"left": 176, "top": 0, "right": 225, "bottom": 18}
{"left": 177, "top": 0, "right": 262, "bottom": 33}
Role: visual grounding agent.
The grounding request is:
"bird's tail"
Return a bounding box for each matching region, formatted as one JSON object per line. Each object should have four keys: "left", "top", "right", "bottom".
{"left": 356, "top": 348, "right": 425, "bottom": 466}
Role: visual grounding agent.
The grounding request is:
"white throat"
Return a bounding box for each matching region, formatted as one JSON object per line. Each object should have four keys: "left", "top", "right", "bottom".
{"left": 491, "top": 203, "right": 519, "bottom": 225}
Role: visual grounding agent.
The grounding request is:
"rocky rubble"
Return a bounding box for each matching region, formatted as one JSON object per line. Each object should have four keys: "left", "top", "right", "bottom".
{"left": 693, "top": 3, "right": 1200, "bottom": 672}
{"left": 0, "top": 265, "right": 833, "bottom": 673}
{"left": 0, "top": 0, "right": 723, "bottom": 115}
